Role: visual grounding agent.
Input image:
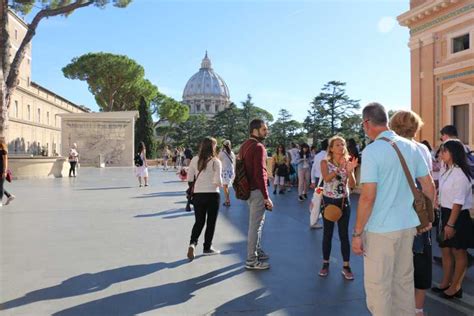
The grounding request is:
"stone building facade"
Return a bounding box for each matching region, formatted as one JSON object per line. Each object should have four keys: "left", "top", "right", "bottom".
{"left": 182, "top": 52, "right": 231, "bottom": 117}
{"left": 398, "top": 0, "right": 474, "bottom": 149}
{"left": 7, "top": 10, "right": 88, "bottom": 157}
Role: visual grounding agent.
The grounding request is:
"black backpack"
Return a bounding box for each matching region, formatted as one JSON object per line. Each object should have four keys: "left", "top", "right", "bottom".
{"left": 134, "top": 153, "right": 143, "bottom": 167}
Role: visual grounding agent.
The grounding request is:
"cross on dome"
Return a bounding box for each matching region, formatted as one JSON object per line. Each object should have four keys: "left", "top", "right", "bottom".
{"left": 201, "top": 51, "right": 212, "bottom": 69}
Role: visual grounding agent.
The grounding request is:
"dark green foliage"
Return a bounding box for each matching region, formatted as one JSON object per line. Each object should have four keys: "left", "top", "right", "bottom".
{"left": 267, "top": 109, "right": 305, "bottom": 149}
{"left": 10, "top": 1, "right": 131, "bottom": 15}
{"left": 170, "top": 114, "right": 209, "bottom": 152}
{"left": 304, "top": 81, "right": 360, "bottom": 145}
{"left": 62, "top": 52, "right": 158, "bottom": 112}
{"left": 135, "top": 96, "right": 156, "bottom": 159}
{"left": 208, "top": 103, "right": 246, "bottom": 147}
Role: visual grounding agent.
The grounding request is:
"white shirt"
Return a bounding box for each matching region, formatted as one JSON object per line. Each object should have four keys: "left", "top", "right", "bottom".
{"left": 415, "top": 141, "right": 432, "bottom": 172}
{"left": 439, "top": 166, "right": 472, "bottom": 210}
{"left": 311, "top": 150, "right": 326, "bottom": 183}
{"left": 218, "top": 150, "right": 236, "bottom": 172}
{"left": 288, "top": 148, "right": 299, "bottom": 164}
{"left": 69, "top": 148, "right": 79, "bottom": 162}
{"left": 187, "top": 156, "right": 222, "bottom": 193}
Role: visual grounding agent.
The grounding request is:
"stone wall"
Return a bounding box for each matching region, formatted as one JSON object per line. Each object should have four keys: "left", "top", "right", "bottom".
{"left": 60, "top": 112, "right": 138, "bottom": 167}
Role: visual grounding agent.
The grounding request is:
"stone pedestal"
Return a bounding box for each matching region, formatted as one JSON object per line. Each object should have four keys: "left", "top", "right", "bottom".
{"left": 9, "top": 156, "right": 69, "bottom": 179}
{"left": 59, "top": 111, "right": 138, "bottom": 167}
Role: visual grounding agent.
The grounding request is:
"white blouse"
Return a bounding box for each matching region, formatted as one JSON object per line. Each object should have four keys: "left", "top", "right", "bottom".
{"left": 188, "top": 156, "right": 223, "bottom": 193}
{"left": 218, "top": 150, "right": 236, "bottom": 172}
{"left": 439, "top": 166, "right": 472, "bottom": 210}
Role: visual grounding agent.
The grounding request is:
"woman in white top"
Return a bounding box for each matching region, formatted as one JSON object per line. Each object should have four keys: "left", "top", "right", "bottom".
{"left": 187, "top": 137, "right": 223, "bottom": 261}
{"left": 162, "top": 146, "right": 171, "bottom": 171}
{"left": 135, "top": 141, "right": 149, "bottom": 187}
{"left": 68, "top": 143, "right": 79, "bottom": 177}
{"left": 433, "top": 139, "right": 473, "bottom": 299}
{"left": 218, "top": 140, "right": 236, "bottom": 207}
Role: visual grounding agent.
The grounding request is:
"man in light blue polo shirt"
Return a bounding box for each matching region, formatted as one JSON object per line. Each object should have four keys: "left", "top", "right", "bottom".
{"left": 352, "top": 103, "right": 435, "bottom": 316}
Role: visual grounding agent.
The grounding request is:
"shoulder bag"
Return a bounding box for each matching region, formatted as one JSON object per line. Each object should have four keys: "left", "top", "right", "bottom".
{"left": 380, "top": 137, "right": 434, "bottom": 230}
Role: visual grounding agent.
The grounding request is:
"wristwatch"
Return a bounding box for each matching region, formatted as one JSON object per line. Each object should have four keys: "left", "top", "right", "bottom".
{"left": 352, "top": 231, "right": 363, "bottom": 238}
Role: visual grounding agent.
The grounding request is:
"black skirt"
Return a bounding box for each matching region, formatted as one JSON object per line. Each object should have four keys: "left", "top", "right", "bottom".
{"left": 439, "top": 207, "right": 474, "bottom": 250}
{"left": 275, "top": 164, "right": 289, "bottom": 177}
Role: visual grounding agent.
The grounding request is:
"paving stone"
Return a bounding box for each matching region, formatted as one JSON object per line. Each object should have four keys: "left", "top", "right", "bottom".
{"left": 0, "top": 167, "right": 472, "bottom": 315}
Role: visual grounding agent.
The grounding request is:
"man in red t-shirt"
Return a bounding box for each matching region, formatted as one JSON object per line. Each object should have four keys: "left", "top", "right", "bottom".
{"left": 239, "top": 119, "right": 273, "bottom": 270}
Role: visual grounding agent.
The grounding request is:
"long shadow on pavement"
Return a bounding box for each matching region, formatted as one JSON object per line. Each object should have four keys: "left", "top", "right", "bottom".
{"left": 52, "top": 262, "right": 244, "bottom": 316}
{"left": 134, "top": 191, "right": 186, "bottom": 198}
{"left": 0, "top": 259, "right": 188, "bottom": 311}
{"left": 134, "top": 208, "right": 192, "bottom": 219}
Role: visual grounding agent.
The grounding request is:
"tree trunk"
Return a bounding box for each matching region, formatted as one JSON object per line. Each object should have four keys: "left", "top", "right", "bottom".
{"left": 0, "top": 0, "right": 94, "bottom": 140}
{"left": 0, "top": 70, "right": 8, "bottom": 139}
{"left": 0, "top": 0, "right": 9, "bottom": 139}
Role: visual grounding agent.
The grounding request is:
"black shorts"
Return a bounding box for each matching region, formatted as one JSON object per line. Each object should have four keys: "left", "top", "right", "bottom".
{"left": 413, "top": 240, "right": 432, "bottom": 290}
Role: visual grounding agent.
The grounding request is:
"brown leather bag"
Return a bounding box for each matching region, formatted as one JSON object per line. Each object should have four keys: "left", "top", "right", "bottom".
{"left": 380, "top": 137, "right": 434, "bottom": 230}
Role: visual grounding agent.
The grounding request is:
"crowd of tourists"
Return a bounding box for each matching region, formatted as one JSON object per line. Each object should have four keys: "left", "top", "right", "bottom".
{"left": 131, "top": 102, "right": 473, "bottom": 316}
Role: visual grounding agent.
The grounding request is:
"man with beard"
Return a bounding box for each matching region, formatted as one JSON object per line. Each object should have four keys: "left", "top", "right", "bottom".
{"left": 239, "top": 119, "right": 273, "bottom": 270}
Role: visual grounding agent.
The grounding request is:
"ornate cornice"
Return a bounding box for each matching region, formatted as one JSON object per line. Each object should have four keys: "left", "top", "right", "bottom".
{"left": 441, "top": 69, "right": 474, "bottom": 80}
{"left": 397, "top": 0, "right": 471, "bottom": 31}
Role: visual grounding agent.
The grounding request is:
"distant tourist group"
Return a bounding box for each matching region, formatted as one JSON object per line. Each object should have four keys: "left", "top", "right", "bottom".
{"left": 132, "top": 102, "right": 473, "bottom": 316}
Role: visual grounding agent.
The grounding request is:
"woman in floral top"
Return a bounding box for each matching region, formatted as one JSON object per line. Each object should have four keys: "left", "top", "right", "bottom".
{"left": 319, "top": 136, "right": 357, "bottom": 280}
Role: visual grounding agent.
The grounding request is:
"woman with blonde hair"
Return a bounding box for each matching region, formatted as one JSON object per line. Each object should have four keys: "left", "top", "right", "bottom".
{"left": 389, "top": 110, "right": 433, "bottom": 316}
{"left": 187, "top": 137, "right": 223, "bottom": 260}
{"left": 319, "top": 136, "right": 357, "bottom": 279}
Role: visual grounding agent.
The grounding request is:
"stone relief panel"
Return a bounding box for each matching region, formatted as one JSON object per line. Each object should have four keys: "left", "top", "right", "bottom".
{"left": 62, "top": 120, "right": 133, "bottom": 167}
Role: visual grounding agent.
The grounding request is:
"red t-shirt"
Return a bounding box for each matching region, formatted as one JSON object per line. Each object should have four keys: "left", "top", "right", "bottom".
{"left": 240, "top": 138, "right": 269, "bottom": 199}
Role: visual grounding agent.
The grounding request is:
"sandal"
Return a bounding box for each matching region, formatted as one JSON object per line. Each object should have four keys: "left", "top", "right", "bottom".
{"left": 223, "top": 201, "right": 231, "bottom": 207}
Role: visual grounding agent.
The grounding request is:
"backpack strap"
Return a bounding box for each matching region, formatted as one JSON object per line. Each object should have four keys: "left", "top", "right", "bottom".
{"left": 240, "top": 139, "right": 258, "bottom": 161}
{"left": 379, "top": 137, "right": 418, "bottom": 198}
{"left": 224, "top": 151, "right": 234, "bottom": 165}
{"left": 193, "top": 158, "right": 213, "bottom": 184}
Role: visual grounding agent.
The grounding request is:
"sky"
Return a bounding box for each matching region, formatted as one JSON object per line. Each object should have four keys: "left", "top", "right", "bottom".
{"left": 26, "top": 0, "right": 412, "bottom": 121}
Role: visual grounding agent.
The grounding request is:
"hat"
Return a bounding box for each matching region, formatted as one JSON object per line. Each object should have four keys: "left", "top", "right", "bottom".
{"left": 223, "top": 140, "right": 231, "bottom": 147}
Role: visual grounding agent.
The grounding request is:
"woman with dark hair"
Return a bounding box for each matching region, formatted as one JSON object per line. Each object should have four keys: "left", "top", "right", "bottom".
{"left": 421, "top": 140, "right": 432, "bottom": 152}
{"left": 272, "top": 144, "right": 288, "bottom": 194}
{"left": 218, "top": 140, "right": 236, "bottom": 207}
{"left": 347, "top": 138, "right": 360, "bottom": 161}
{"left": 297, "top": 143, "right": 311, "bottom": 201}
{"left": 0, "top": 138, "right": 15, "bottom": 206}
{"left": 433, "top": 139, "right": 473, "bottom": 299}
{"left": 187, "top": 137, "right": 223, "bottom": 261}
{"left": 135, "top": 141, "right": 149, "bottom": 187}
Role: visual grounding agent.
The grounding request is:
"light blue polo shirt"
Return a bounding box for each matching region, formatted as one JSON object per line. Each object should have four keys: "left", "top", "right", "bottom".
{"left": 360, "top": 130, "right": 429, "bottom": 233}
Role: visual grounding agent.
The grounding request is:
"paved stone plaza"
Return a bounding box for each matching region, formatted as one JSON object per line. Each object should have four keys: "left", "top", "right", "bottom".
{"left": 0, "top": 168, "right": 473, "bottom": 315}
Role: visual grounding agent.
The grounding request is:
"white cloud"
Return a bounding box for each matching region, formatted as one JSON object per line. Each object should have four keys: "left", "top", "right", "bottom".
{"left": 377, "top": 16, "right": 396, "bottom": 33}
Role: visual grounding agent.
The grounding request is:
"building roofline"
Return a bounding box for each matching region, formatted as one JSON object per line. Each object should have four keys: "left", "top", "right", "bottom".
{"left": 8, "top": 9, "right": 28, "bottom": 29}
{"left": 397, "top": 0, "right": 463, "bottom": 27}
{"left": 30, "top": 81, "right": 91, "bottom": 113}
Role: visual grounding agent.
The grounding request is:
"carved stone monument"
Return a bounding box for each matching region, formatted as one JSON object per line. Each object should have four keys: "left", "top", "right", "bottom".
{"left": 59, "top": 111, "right": 138, "bottom": 167}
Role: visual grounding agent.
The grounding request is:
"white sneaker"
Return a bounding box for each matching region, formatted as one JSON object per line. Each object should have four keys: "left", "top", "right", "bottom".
{"left": 245, "top": 260, "right": 270, "bottom": 270}
{"left": 310, "top": 223, "right": 323, "bottom": 229}
{"left": 5, "top": 195, "right": 15, "bottom": 205}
